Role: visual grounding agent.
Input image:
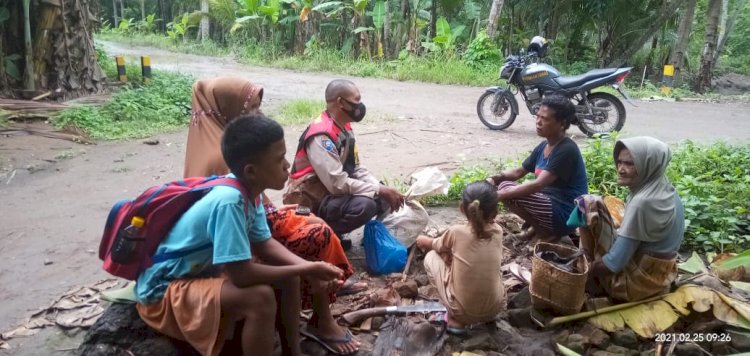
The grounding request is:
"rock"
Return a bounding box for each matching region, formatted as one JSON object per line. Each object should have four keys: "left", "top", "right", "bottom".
{"left": 612, "top": 329, "right": 638, "bottom": 349}
{"left": 565, "top": 334, "right": 587, "bottom": 354}
{"left": 486, "top": 352, "right": 504, "bottom": 356}
{"left": 393, "top": 280, "right": 419, "bottom": 299}
{"left": 143, "top": 139, "right": 160, "bottom": 145}
{"left": 640, "top": 349, "right": 656, "bottom": 356}
{"left": 606, "top": 345, "right": 637, "bottom": 355}
{"left": 44, "top": 259, "right": 53, "bottom": 265}
{"left": 371, "top": 316, "right": 385, "bottom": 330}
{"left": 674, "top": 343, "right": 704, "bottom": 356}
{"left": 507, "top": 308, "right": 536, "bottom": 329}
{"left": 508, "top": 287, "right": 531, "bottom": 309}
{"left": 76, "top": 303, "right": 195, "bottom": 356}
{"left": 462, "top": 333, "right": 497, "bottom": 351}
{"left": 554, "top": 330, "right": 571, "bottom": 345}
{"left": 579, "top": 323, "right": 610, "bottom": 348}
{"left": 414, "top": 274, "right": 430, "bottom": 287}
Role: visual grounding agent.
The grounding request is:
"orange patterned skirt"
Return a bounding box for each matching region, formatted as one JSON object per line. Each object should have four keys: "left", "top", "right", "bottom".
{"left": 266, "top": 208, "right": 354, "bottom": 308}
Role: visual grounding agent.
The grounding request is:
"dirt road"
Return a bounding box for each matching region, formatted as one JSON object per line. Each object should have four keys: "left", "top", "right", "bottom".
{"left": 0, "top": 41, "right": 748, "bottom": 354}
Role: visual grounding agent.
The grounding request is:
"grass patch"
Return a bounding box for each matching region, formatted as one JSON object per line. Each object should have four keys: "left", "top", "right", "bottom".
{"left": 402, "top": 137, "right": 750, "bottom": 254}
{"left": 55, "top": 71, "right": 193, "bottom": 140}
{"left": 97, "top": 33, "right": 230, "bottom": 57}
{"left": 271, "top": 99, "right": 326, "bottom": 126}
{"left": 98, "top": 33, "right": 496, "bottom": 87}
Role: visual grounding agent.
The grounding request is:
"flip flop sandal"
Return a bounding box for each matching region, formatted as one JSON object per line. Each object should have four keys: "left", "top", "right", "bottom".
{"left": 300, "top": 327, "right": 359, "bottom": 355}
{"left": 336, "top": 277, "right": 368, "bottom": 296}
{"left": 428, "top": 312, "right": 468, "bottom": 336}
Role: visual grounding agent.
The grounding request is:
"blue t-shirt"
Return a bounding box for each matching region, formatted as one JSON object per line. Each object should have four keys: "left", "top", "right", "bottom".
{"left": 522, "top": 138, "right": 588, "bottom": 236}
{"left": 135, "top": 178, "right": 271, "bottom": 304}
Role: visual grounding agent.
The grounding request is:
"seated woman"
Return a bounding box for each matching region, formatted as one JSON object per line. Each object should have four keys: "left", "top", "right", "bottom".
{"left": 571, "top": 136, "right": 684, "bottom": 302}
{"left": 488, "top": 95, "right": 588, "bottom": 242}
{"left": 184, "top": 77, "right": 364, "bottom": 354}
{"left": 415, "top": 181, "right": 505, "bottom": 335}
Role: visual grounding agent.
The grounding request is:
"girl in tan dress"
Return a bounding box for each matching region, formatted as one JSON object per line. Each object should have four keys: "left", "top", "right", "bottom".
{"left": 416, "top": 181, "right": 506, "bottom": 335}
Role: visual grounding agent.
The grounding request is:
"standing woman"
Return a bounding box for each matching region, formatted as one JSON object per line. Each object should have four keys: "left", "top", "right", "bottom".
{"left": 184, "top": 77, "right": 365, "bottom": 354}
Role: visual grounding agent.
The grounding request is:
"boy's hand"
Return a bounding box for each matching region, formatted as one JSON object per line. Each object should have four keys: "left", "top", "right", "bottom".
{"left": 306, "top": 261, "right": 344, "bottom": 281}
{"left": 309, "top": 278, "right": 344, "bottom": 293}
{"left": 279, "top": 204, "right": 298, "bottom": 211}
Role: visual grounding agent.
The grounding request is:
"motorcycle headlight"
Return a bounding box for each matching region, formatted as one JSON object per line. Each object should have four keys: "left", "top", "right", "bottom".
{"left": 499, "top": 64, "right": 512, "bottom": 80}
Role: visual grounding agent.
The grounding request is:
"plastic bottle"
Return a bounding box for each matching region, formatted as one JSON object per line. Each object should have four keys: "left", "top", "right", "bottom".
{"left": 110, "top": 216, "right": 145, "bottom": 264}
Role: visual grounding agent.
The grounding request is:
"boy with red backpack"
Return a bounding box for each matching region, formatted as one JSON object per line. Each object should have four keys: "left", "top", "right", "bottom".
{"left": 131, "top": 115, "right": 346, "bottom": 356}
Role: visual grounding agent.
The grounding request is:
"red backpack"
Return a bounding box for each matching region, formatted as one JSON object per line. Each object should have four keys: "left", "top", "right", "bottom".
{"left": 99, "top": 176, "right": 250, "bottom": 280}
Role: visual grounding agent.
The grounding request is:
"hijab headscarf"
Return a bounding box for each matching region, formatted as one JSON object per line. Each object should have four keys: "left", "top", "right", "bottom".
{"left": 184, "top": 77, "right": 264, "bottom": 178}
{"left": 614, "top": 136, "right": 677, "bottom": 242}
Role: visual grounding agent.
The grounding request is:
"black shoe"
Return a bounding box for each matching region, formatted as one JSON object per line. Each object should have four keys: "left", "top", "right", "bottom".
{"left": 340, "top": 237, "right": 353, "bottom": 251}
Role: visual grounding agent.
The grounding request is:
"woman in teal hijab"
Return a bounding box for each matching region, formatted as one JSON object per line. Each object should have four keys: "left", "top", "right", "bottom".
{"left": 572, "top": 136, "right": 684, "bottom": 302}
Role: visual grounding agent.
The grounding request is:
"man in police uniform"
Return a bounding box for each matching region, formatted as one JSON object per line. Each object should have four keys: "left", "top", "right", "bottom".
{"left": 284, "top": 79, "right": 404, "bottom": 248}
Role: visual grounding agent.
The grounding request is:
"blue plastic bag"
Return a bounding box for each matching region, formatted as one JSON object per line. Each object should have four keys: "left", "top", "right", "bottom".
{"left": 363, "top": 220, "right": 407, "bottom": 275}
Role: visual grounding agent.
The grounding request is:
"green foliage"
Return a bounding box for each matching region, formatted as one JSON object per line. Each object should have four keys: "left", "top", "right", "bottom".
{"left": 3, "top": 53, "right": 22, "bottom": 81}
{"left": 583, "top": 136, "right": 750, "bottom": 253}
{"left": 463, "top": 30, "right": 500, "bottom": 69}
{"left": 271, "top": 99, "right": 325, "bottom": 126}
{"left": 55, "top": 72, "right": 193, "bottom": 140}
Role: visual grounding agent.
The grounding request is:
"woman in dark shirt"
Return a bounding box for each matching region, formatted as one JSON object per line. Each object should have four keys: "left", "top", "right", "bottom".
{"left": 489, "top": 95, "right": 588, "bottom": 242}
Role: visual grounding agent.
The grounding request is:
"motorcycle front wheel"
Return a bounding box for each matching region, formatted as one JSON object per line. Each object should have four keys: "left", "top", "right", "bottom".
{"left": 477, "top": 91, "right": 517, "bottom": 130}
{"left": 575, "top": 92, "right": 626, "bottom": 137}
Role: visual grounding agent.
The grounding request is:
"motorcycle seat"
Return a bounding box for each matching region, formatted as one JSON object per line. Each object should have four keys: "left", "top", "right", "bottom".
{"left": 554, "top": 68, "right": 619, "bottom": 88}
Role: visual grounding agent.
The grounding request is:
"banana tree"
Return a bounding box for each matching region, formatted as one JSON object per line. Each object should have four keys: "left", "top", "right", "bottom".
{"left": 424, "top": 16, "right": 464, "bottom": 56}
{"left": 313, "top": 0, "right": 372, "bottom": 56}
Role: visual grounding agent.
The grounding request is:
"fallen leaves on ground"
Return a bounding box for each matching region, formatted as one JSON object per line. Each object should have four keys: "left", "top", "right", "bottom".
{"left": 0, "top": 279, "right": 121, "bottom": 342}
{"left": 588, "top": 284, "right": 750, "bottom": 338}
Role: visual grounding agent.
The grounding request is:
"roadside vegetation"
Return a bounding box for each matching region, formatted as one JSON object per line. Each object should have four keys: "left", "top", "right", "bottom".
{"left": 54, "top": 50, "right": 194, "bottom": 140}
{"left": 93, "top": 0, "right": 750, "bottom": 100}
{"left": 414, "top": 136, "right": 750, "bottom": 254}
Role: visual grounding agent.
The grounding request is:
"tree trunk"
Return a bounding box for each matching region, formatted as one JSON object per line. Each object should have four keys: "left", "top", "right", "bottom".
{"left": 713, "top": 0, "right": 747, "bottom": 66}
{"left": 112, "top": 0, "right": 119, "bottom": 27}
{"left": 119, "top": 0, "right": 125, "bottom": 22}
{"left": 487, "top": 0, "right": 504, "bottom": 40}
{"left": 22, "top": 0, "right": 35, "bottom": 91}
{"left": 383, "top": 0, "right": 391, "bottom": 58}
{"left": 605, "top": 0, "right": 686, "bottom": 66}
{"left": 199, "top": 0, "right": 209, "bottom": 42}
{"left": 428, "top": 0, "right": 436, "bottom": 39}
{"left": 395, "top": 0, "right": 407, "bottom": 55}
{"left": 694, "top": 0, "right": 721, "bottom": 93}
{"left": 669, "top": 0, "right": 696, "bottom": 87}
{"left": 140, "top": 0, "right": 145, "bottom": 20}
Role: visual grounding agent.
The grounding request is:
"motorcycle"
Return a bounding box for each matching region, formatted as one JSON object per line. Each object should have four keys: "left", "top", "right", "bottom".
{"left": 477, "top": 36, "right": 633, "bottom": 137}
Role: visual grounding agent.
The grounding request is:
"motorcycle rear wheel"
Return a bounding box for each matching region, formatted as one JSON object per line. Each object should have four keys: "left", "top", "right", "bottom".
{"left": 575, "top": 92, "right": 626, "bottom": 137}
{"left": 477, "top": 91, "right": 517, "bottom": 130}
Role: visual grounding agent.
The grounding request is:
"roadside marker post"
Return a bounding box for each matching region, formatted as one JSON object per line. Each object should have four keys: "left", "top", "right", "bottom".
{"left": 141, "top": 56, "right": 151, "bottom": 84}
{"left": 116, "top": 55, "right": 127, "bottom": 82}
{"left": 661, "top": 65, "right": 674, "bottom": 95}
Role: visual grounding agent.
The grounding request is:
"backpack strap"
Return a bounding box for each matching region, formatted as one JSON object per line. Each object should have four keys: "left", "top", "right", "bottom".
{"left": 149, "top": 176, "right": 254, "bottom": 265}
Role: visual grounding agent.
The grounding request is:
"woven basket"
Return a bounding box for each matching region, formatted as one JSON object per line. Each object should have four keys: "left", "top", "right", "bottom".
{"left": 530, "top": 242, "right": 590, "bottom": 315}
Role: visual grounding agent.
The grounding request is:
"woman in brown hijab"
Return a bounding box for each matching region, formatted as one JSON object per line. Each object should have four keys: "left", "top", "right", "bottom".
{"left": 184, "top": 77, "right": 365, "bottom": 354}
{"left": 184, "top": 77, "right": 264, "bottom": 177}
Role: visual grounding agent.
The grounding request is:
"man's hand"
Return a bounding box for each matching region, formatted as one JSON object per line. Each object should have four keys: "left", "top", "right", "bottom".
{"left": 379, "top": 186, "right": 405, "bottom": 212}
{"left": 305, "top": 261, "right": 344, "bottom": 281}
